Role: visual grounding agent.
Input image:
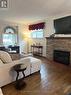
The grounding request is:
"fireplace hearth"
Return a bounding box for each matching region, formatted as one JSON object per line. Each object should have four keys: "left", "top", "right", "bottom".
{"left": 53, "top": 50, "right": 70, "bottom": 65}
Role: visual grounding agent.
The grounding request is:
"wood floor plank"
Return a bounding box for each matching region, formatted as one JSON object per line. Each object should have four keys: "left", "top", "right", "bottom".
{"left": 1, "top": 57, "right": 71, "bottom": 95}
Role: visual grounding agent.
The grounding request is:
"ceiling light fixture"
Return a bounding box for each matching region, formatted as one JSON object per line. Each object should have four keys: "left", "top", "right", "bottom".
{"left": 0, "top": 0, "right": 7, "bottom": 8}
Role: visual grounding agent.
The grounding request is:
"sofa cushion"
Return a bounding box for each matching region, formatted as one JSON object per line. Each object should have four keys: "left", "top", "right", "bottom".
{"left": 0, "top": 51, "right": 12, "bottom": 63}
{"left": 0, "top": 59, "right": 3, "bottom": 65}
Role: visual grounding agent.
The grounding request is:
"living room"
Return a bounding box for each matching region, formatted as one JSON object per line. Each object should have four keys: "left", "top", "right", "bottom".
{"left": 0, "top": 0, "right": 71, "bottom": 95}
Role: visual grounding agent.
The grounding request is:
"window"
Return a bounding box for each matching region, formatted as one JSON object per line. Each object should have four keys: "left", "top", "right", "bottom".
{"left": 3, "top": 26, "right": 17, "bottom": 47}
{"left": 31, "top": 29, "right": 44, "bottom": 38}
{"left": 0, "top": 0, "right": 7, "bottom": 8}
{"left": 3, "top": 34, "right": 17, "bottom": 47}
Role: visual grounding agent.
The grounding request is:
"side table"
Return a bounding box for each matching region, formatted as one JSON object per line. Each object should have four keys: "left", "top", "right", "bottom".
{"left": 13, "top": 64, "right": 27, "bottom": 90}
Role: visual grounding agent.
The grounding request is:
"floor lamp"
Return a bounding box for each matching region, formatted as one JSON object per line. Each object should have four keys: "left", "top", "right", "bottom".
{"left": 23, "top": 32, "right": 30, "bottom": 54}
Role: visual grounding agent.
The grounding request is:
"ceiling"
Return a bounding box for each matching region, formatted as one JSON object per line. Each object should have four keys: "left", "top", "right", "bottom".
{"left": 0, "top": 0, "right": 71, "bottom": 24}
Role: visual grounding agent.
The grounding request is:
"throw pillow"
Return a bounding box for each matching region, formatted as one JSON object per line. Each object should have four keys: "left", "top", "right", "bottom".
{"left": 0, "top": 59, "right": 3, "bottom": 64}
{"left": 0, "top": 51, "right": 12, "bottom": 63}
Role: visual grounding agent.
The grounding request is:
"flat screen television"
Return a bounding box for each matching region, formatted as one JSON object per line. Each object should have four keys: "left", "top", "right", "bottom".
{"left": 54, "top": 16, "right": 71, "bottom": 34}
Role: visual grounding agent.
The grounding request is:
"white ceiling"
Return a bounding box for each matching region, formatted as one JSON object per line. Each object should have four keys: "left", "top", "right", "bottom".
{"left": 0, "top": 0, "right": 71, "bottom": 24}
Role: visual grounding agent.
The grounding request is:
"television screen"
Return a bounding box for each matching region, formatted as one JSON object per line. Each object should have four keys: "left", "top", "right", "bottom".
{"left": 54, "top": 16, "right": 71, "bottom": 34}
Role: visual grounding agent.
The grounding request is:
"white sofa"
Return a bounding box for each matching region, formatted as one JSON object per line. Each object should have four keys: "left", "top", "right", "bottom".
{"left": 0, "top": 51, "right": 41, "bottom": 87}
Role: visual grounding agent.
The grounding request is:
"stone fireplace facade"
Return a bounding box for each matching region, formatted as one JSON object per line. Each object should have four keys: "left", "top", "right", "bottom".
{"left": 46, "top": 37, "right": 71, "bottom": 64}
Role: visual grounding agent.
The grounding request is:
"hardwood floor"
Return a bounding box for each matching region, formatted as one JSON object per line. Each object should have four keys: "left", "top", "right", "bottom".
{"left": 2, "top": 57, "right": 71, "bottom": 95}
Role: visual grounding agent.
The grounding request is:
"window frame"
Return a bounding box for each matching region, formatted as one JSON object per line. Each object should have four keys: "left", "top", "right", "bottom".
{"left": 3, "top": 26, "right": 18, "bottom": 47}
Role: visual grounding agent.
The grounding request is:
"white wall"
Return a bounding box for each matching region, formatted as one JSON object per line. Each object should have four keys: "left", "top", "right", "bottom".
{"left": 14, "top": 18, "right": 54, "bottom": 57}
{"left": 44, "top": 18, "right": 55, "bottom": 37}
{"left": 27, "top": 18, "right": 54, "bottom": 57}
{"left": 0, "top": 14, "right": 70, "bottom": 56}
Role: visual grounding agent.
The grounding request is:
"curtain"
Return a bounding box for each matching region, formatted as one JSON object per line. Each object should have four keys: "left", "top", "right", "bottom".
{"left": 29, "top": 22, "right": 45, "bottom": 30}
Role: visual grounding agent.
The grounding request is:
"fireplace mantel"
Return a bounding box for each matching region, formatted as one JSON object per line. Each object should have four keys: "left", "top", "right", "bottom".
{"left": 45, "top": 37, "right": 71, "bottom": 39}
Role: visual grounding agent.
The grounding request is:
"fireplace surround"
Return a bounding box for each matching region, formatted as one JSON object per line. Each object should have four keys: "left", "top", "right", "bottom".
{"left": 46, "top": 37, "right": 71, "bottom": 64}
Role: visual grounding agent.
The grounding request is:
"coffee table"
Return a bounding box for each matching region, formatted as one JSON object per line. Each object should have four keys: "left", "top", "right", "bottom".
{"left": 13, "top": 64, "right": 27, "bottom": 90}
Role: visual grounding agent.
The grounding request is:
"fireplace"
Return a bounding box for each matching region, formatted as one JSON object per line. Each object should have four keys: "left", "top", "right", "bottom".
{"left": 53, "top": 50, "right": 70, "bottom": 65}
